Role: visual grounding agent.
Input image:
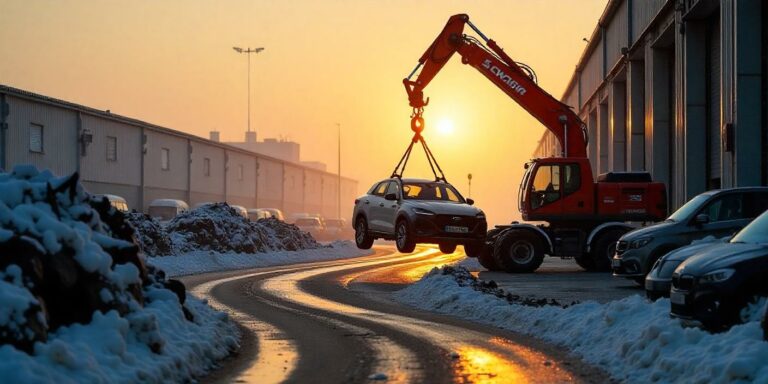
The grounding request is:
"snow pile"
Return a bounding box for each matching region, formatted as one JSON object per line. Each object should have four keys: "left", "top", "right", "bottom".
{"left": 396, "top": 266, "right": 768, "bottom": 383}
{"left": 124, "top": 212, "right": 174, "bottom": 256}
{"left": 127, "top": 202, "right": 322, "bottom": 255}
{"left": 0, "top": 166, "right": 237, "bottom": 382}
{"left": 151, "top": 241, "right": 371, "bottom": 277}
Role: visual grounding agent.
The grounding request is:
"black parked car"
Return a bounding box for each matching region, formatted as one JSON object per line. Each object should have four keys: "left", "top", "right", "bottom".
{"left": 352, "top": 178, "right": 487, "bottom": 254}
{"left": 670, "top": 209, "right": 768, "bottom": 330}
{"left": 645, "top": 239, "right": 728, "bottom": 300}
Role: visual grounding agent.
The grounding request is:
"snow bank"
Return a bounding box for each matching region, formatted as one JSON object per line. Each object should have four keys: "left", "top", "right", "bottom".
{"left": 0, "top": 166, "right": 237, "bottom": 382}
{"left": 395, "top": 266, "right": 768, "bottom": 383}
{"left": 126, "top": 203, "right": 322, "bottom": 256}
{"left": 150, "top": 241, "right": 372, "bottom": 277}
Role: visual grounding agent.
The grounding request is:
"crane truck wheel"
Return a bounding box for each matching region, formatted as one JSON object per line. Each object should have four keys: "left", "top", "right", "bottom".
{"left": 395, "top": 219, "right": 416, "bottom": 253}
{"left": 574, "top": 254, "right": 595, "bottom": 271}
{"left": 492, "top": 230, "right": 545, "bottom": 273}
{"left": 354, "top": 217, "right": 374, "bottom": 250}
{"left": 439, "top": 243, "right": 457, "bottom": 254}
{"left": 590, "top": 229, "right": 625, "bottom": 272}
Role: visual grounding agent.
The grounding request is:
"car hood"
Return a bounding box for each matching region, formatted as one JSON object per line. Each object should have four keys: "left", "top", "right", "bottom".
{"left": 676, "top": 243, "right": 768, "bottom": 276}
{"left": 621, "top": 221, "right": 677, "bottom": 241}
{"left": 664, "top": 242, "right": 727, "bottom": 262}
{"left": 404, "top": 200, "right": 482, "bottom": 216}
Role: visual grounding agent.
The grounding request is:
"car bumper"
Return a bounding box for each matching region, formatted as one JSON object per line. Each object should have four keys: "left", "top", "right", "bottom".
{"left": 412, "top": 215, "right": 486, "bottom": 243}
{"left": 669, "top": 285, "right": 735, "bottom": 326}
{"left": 644, "top": 276, "right": 671, "bottom": 299}
{"left": 611, "top": 256, "right": 644, "bottom": 278}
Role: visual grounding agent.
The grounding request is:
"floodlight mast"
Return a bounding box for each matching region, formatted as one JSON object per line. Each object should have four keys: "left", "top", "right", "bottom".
{"left": 233, "top": 46, "right": 265, "bottom": 134}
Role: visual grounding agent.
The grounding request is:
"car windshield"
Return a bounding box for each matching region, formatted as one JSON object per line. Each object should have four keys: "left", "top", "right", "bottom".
{"left": 730, "top": 211, "right": 768, "bottom": 244}
{"left": 402, "top": 182, "right": 464, "bottom": 203}
{"left": 295, "top": 218, "right": 320, "bottom": 226}
{"left": 666, "top": 194, "right": 710, "bottom": 222}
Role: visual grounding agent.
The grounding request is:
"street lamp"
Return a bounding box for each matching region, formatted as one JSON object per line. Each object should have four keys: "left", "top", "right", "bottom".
{"left": 232, "top": 46, "right": 265, "bottom": 134}
{"left": 467, "top": 173, "right": 473, "bottom": 198}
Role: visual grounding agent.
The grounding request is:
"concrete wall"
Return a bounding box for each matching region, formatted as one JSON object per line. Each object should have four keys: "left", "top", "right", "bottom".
{"left": 536, "top": 0, "right": 768, "bottom": 211}
{"left": 0, "top": 86, "right": 359, "bottom": 219}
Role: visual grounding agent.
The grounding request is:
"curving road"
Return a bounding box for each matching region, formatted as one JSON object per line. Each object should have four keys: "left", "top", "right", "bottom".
{"left": 181, "top": 246, "right": 608, "bottom": 383}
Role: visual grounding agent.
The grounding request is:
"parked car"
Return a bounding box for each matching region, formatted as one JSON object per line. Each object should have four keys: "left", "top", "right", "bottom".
{"left": 261, "top": 208, "right": 285, "bottom": 221}
{"left": 295, "top": 217, "right": 326, "bottom": 239}
{"left": 612, "top": 187, "right": 768, "bottom": 282}
{"left": 352, "top": 178, "right": 487, "bottom": 254}
{"left": 230, "top": 205, "right": 249, "bottom": 219}
{"left": 644, "top": 238, "right": 728, "bottom": 300}
{"left": 325, "top": 218, "right": 352, "bottom": 240}
{"left": 670, "top": 209, "right": 768, "bottom": 330}
{"left": 148, "top": 199, "right": 189, "bottom": 222}
{"left": 93, "top": 194, "right": 129, "bottom": 212}
{"left": 247, "top": 208, "right": 271, "bottom": 221}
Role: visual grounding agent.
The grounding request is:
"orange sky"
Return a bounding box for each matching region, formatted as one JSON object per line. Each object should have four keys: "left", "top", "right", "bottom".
{"left": 0, "top": 0, "right": 606, "bottom": 225}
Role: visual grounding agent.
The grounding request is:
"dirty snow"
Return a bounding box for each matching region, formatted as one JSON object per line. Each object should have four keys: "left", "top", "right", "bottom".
{"left": 149, "top": 241, "right": 373, "bottom": 277}
{"left": 395, "top": 266, "right": 768, "bottom": 383}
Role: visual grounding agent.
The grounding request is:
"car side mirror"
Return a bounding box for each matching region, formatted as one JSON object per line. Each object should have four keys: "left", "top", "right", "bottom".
{"left": 693, "top": 214, "right": 710, "bottom": 225}
{"left": 466, "top": 198, "right": 475, "bottom": 206}
{"left": 384, "top": 193, "right": 398, "bottom": 201}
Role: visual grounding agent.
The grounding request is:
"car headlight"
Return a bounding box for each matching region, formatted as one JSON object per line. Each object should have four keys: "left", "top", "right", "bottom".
{"left": 629, "top": 237, "right": 653, "bottom": 249}
{"left": 698, "top": 268, "right": 735, "bottom": 284}
{"left": 476, "top": 211, "right": 486, "bottom": 219}
{"left": 414, "top": 208, "right": 436, "bottom": 216}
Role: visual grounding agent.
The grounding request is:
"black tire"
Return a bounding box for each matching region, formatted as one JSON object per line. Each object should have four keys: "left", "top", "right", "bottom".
{"left": 439, "top": 243, "right": 457, "bottom": 254}
{"left": 463, "top": 241, "right": 484, "bottom": 258}
{"left": 591, "top": 229, "right": 625, "bottom": 272}
{"left": 354, "top": 217, "right": 374, "bottom": 250}
{"left": 574, "top": 254, "right": 595, "bottom": 271}
{"left": 395, "top": 219, "right": 416, "bottom": 253}
{"left": 492, "top": 230, "right": 545, "bottom": 273}
{"left": 477, "top": 246, "right": 501, "bottom": 271}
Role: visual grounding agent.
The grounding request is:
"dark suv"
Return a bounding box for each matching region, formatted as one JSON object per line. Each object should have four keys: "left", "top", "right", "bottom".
{"left": 352, "top": 178, "right": 487, "bottom": 254}
{"left": 612, "top": 187, "right": 768, "bottom": 281}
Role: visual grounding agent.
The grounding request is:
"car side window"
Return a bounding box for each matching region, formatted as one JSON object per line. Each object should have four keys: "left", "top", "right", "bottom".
{"left": 373, "top": 182, "right": 388, "bottom": 196}
{"left": 385, "top": 181, "right": 400, "bottom": 198}
{"left": 744, "top": 192, "right": 768, "bottom": 218}
{"left": 702, "top": 193, "right": 745, "bottom": 222}
{"left": 445, "top": 187, "right": 460, "bottom": 202}
{"left": 531, "top": 165, "right": 561, "bottom": 209}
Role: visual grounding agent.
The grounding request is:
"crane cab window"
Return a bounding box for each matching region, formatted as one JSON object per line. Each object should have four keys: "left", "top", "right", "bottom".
{"left": 531, "top": 165, "right": 561, "bottom": 209}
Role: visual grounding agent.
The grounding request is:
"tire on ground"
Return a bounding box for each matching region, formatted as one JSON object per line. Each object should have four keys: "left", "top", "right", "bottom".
{"left": 395, "top": 219, "right": 416, "bottom": 253}
{"left": 354, "top": 217, "right": 374, "bottom": 250}
{"left": 492, "top": 229, "right": 545, "bottom": 273}
{"left": 473, "top": 228, "right": 503, "bottom": 271}
{"left": 463, "top": 241, "right": 484, "bottom": 258}
{"left": 574, "top": 254, "right": 595, "bottom": 271}
{"left": 590, "top": 229, "right": 625, "bottom": 272}
{"left": 439, "top": 243, "right": 457, "bottom": 254}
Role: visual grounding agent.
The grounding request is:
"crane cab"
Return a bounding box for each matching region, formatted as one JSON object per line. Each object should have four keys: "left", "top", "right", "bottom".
{"left": 519, "top": 157, "right": 666, "bottom": 223}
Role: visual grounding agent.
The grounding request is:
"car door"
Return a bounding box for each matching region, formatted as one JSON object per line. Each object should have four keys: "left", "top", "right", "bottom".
{"left": 379, "top": 181, "right": 401, "bottom": 234}
{"left": 367, "top": 181, "right": 389, "bottom": 231}
{"left": 690, "top": 192, "right": 750, "bottom": 240}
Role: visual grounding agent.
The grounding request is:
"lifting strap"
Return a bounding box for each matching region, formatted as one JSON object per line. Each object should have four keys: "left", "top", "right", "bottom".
{"left": 390, "top": 113, "right": 448, "bottom": 182}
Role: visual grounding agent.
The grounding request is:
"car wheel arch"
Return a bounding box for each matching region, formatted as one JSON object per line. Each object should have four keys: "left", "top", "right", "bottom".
{"left": 494, "top": 225, "right": 552, "bottom": 255}
{"left": 586, "top": 222, "right": 635, "bottom": 253}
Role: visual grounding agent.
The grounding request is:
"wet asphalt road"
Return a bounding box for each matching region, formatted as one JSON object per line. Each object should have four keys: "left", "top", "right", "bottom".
{"left": 181, "top": 246, "right": 610, "bottom": 383}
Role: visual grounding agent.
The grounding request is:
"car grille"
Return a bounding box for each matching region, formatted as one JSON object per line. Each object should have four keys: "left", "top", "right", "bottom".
{"left": 672, "top": 274, "right": 695, "bottom": 291}
{"left": 615, "top": 240, "right": 628, "bottom": 255}
{"left": 434, "top": 214, "right": 475, "bottom": 228}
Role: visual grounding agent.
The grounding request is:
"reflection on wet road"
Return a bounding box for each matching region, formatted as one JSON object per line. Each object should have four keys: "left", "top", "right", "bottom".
{"left": 188, "top": 246, "right": 599, "bottom": 383}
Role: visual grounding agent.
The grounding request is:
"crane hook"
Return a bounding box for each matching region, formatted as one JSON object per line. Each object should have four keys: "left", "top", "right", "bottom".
{"left": 411, "top": 115, "right": 425, "bottom": 135}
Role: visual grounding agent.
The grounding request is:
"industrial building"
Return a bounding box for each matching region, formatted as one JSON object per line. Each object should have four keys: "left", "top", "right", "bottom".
{"left": 535, "top": 0, "right": 766, "bottom": 210}
{"left": 0, "top": 84, "right": 357, "bottom": 219}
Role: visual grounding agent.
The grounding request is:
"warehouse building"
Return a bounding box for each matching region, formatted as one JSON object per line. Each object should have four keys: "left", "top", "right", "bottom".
{"left": 535, "top": 0, "right": 766, "bottom": 210}
{"left": 0, "top": 84, "right": 357, "bottom": 219}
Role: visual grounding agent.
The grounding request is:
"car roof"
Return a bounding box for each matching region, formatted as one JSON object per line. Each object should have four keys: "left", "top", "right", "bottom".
{"left": 698, "top": 187, "right": 768, "bottom": 196}
{"left": 392, "top": 178, "right": 448, "bottom": 184}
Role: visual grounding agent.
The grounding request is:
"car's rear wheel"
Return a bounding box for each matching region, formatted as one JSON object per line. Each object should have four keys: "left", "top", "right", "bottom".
{"left": 395, "top": 219, "right": 416, "bottom": 253}
{"left": 492, "top": 230, "right": 545, "bottom": 273}
{"left": 463, "top": 242, "right": 484, "bottom": 258}
{"left": 354, "top": 217, "right": 374, "bottom": 250}
{"left": 439, "top": 243, "right": 457, "bottom": 254}
{"left": 574, "top": 254, "right": 595, "bottom": 271}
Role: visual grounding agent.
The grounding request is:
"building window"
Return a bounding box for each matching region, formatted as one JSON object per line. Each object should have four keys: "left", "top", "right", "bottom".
{"left": 29, "top": 123, "right": 43, "bottom": 153}
{"left": 204, "top": 158, "right": 211, "bottom": 177}
{"left": 238, "top": 164, "right": 244, "bottom": 180}
{"left": 106, "top": 136, "right": 117, "bottom": 161}
{"left": 161, "top": 148, "right": 170, "bottom": 170}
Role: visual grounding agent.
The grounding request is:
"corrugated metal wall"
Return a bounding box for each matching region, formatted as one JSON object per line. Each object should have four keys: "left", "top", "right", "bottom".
{"left": 283, "top": 164, "right": 304, "bottom": 216}
{"left": 605, "top": 0, "right": 629, "bottom": 70}
{"left": 631, "top": 0, "right": 668, "bottom": 45}
{"left": 190, "top": 141, "right": 225, "bottom": 198}
{"left": 257, "top": 158, "right": 284, "bottom": 209}
{"left": 581, "top": 43, "right": 604, "bottom": 104}
{"left": 80, "top": 114, "right": 142, "bottom": 187}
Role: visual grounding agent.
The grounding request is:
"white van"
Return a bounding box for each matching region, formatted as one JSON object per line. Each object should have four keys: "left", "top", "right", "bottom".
{"left": 148, "top": 199, "right": 189, "bottom": 222}
{"left": 94, "top": 194, "right": 129, "bottom": 212}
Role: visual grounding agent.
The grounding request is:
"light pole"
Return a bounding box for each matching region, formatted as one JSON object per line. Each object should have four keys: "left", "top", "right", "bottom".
{"left": 467, "top": 173, "right": 473, "bottom": 198}
{"left": 232, "top": 46, "right": 265, "bottom": 134}
{"left": 337, "top": 122, "right": 341, "bottom": 219}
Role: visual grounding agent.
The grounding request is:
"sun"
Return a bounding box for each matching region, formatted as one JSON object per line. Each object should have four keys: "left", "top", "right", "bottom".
{"left": 436, "top": 118, "right": 455, "bottom": 135}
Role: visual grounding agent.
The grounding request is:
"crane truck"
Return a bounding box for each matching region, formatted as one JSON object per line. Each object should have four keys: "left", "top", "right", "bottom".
{"left": 404, "top": 14, "right": 667, "bottom": 272}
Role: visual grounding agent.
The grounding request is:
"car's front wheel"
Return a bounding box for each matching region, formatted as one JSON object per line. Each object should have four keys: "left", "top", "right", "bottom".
{"left": 354, "top": 217, "right": 374, "bottom": 250}
{"left": 395, "top": 219, "right": 416, "bottom": 253}
{"left": 439, "top": 243, "right": 457, "bottom": 254}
